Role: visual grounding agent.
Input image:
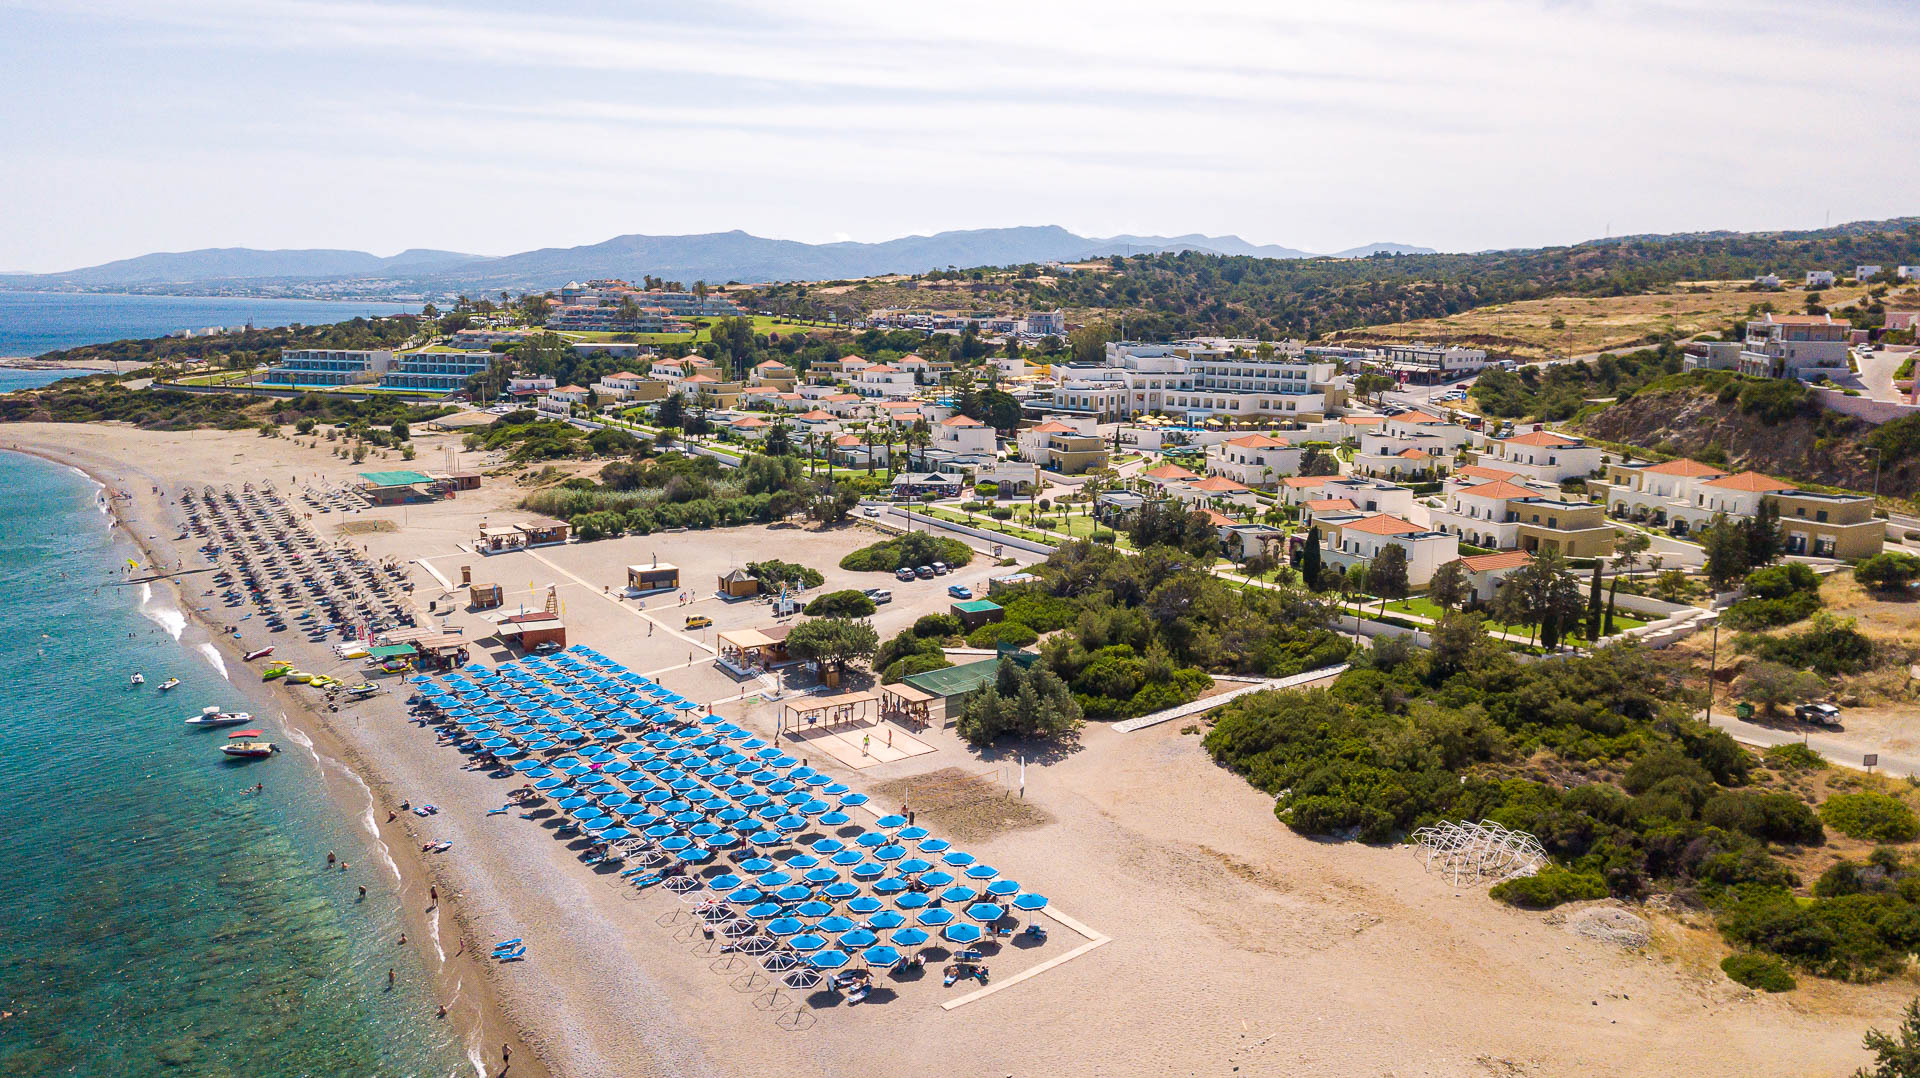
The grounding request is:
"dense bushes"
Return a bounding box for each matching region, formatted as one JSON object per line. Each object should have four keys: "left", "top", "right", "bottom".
{"left": 839, "top": 532, "right": 973, "bottom": 572}
{"left": 1739, "top": 612, "right": 1876, "bottom": 676}
{"left": 1701, "top": 790, "right": 1825, "bottom": 845}
{"left": 1763, "top": 743, "right": 1829, "bottom": 771}
{"left": 966, "top": 621, "right": 1039, "bottom": 649}
{"left": 1719, "top": 886, "right": 1920, "bottom": 982}
{"left": 747, "top": 559, "right": 824, "bottom": 591}
{"left": 1722, "top": 563, "right": 1822, "bottom": 630}
{"left": 1821, "top": 792, "right": 1920, "bottom": 843}
{"left": 1489, "top": 866, "right": 1608, "bottom": 910}
{"left": 951, "top": 657, "right": 1083, "bottom": 746}
{"left": 804, "top": 590, "right": 876, "bottom": 618}
{"left": 1856, "top": 552, "right": 1920, "bottom": 592}
{"left": 1720, "top": 953, "right": 1796, "bottom": 992}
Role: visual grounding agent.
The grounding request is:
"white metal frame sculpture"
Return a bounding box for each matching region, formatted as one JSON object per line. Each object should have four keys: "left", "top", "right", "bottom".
{"left": 1410, "top": 820, "right": 1547, "bottom": 885}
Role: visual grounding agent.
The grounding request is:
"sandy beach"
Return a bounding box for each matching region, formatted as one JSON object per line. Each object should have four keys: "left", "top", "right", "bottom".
{"left": 7, "top": 417, "right": 1912, "bottom": 1078}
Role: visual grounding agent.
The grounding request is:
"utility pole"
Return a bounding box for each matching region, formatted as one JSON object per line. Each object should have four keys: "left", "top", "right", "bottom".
{"left": 1704, "top": 616, "right": 1721, "bottom": 726}
{"left": 1869, "top": 445, "right": 1883, "bottom": 501}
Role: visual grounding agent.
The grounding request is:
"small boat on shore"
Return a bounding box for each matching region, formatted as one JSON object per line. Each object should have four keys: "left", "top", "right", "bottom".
{"left": 158, "top": 677, "right": 181, "bottom": 691}
{"left": 243, "top": 647, "right": 275, "bottom": 661}
{"left": 344, "top": 683, "right": 381, "bottom": 699}
{"left": 285, "top": 671, "right": 313, "bottom": 684}
{"left": 186, "top": 706, "right": 254, "bottom": 727}
{"left": 261, "top": 663, "right": 290, "bottom": 681}
{"left": 226, "top": 729, "right": 264, "bottom": 739}
{"left": 221, "top": 741, "right": 278, "bottom": 759}
{"left": 130, "top": 673, "right": 145, "bottom": 686}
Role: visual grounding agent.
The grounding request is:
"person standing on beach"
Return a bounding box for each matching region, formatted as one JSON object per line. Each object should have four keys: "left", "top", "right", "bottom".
{"left": 428, "top": 885, "right": 437, "bottom": 910}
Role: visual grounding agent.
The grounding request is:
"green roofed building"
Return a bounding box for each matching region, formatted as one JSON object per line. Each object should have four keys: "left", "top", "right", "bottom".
{"left": 356, "top": 470, "right": 443, "bottom": 506}
{"left": 366, "top": 643, "right": 417, "bottom": 659}
{"left": 902, "top": 651, "right": 1037, "bottom": 699}
{"left": 949, "top": 598, "right": 1004, "bottom": 629}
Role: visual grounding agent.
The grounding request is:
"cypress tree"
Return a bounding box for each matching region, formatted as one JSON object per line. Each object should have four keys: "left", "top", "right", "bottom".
{"left": 1604, "top": 574, "right": 1618, "bottom": 635}
{"left": 1302, "top": 526, "right": 1322, "bottom": 589}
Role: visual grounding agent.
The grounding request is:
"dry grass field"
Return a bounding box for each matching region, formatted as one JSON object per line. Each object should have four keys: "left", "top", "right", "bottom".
{"left": 1334, "top": 283, "right": 1870, "bottom": 361}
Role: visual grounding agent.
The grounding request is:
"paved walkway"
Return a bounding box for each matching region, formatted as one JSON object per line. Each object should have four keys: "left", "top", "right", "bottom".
{"left": 1113, "top": 664, "right": 1350, "bottom": 732}
{"left": 1706, "top": 710, "right": 1920, "bottom": 778}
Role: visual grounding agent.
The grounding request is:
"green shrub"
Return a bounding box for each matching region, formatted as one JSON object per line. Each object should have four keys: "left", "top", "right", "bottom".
{"left": 745, "top": 559, "right": 824, "bottom": 590}
{"left": 1740, "top": 613, "right": 1875, "bottom": 676}
{"left": 1702, "top": 790, "right": 1825, "bottom": 845}
{"left": 1856, "top": 552, "right": 1920, "bottom": 592}
{"left": 839, "top": 532, "right": 973, "bottom": 572}
{"left": 881, "top": 651, "right": 952, "bottom": 684}
{"left": 966, "top": 621, "right": 1039, "bottom": 649}
{"left": 1763, "top": 743, "right": 1829, "bottom": 771}
{"left": 804, "top": 589, "right": 876, "bottom": 618}
{"left": 997, "top": 590, "right": 1079, "bottom": 633}
{"left": 1822, "top": 792, "right": 1920, "bottom": 842}
{"left": 913, "top": 613, "right": 962, "bottom": 638}
{"left": 1489, "top": 866, "right": 1608, "bottom": 909}
{"left": 1722, "top": 591, "right": 1822, "bottom": 629}
{"left": 1720, "top": 952, "right": 1796, "bottom": 992}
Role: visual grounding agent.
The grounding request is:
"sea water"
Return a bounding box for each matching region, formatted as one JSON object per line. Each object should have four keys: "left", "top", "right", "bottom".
{"left": 0, "top": 293, "right": 423, "bottom": 358}
{"left": 0, "top": 453, "right": 466, "bottom": 1076}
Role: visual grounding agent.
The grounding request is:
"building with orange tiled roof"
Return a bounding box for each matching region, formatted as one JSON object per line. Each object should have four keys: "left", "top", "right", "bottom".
{"left": 932, "top": 413, "right": 997, "bottom": 456}
{"left": 1313, "top": 511, "right": 1459, "bottom": 585}
{"left": 1455, "top": 549, "right": 1533, "bottom": 604}
{"left": 1742, "top": 311, "right": 1851, "bottom": 378}
{"left": 1475, "top": 427, "right": 1605, "bottom": 483}
{"left": 1206, "top": 432, "right": 1304, "bottom": 489}
{"left": 1597, "top": 455, "right": 1883, "bottom": 556}
{"left": 1430, "top": 478, "right": 1616, "bottom": 558}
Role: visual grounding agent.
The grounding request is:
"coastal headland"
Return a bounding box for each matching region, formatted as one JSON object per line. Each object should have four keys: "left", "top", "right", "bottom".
{"left": 6, "top": 418, "right": 1907, "bottom": 1078}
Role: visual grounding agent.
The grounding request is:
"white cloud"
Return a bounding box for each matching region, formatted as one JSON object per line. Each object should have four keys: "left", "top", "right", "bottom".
{"left": 0, "top": 0, "right": 1915, "bottom": 268}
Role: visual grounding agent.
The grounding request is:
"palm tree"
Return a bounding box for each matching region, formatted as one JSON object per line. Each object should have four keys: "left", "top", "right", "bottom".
{"left": 802, "top": 429, "right": 819, "bottom": 477}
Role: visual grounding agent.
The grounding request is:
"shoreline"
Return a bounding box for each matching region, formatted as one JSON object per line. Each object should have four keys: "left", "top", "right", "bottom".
{"left": 3, "top": 441, "right": 553, "bottom": 1078}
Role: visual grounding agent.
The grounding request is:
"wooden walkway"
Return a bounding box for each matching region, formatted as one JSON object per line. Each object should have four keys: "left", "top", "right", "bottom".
{"left": 1111, "top": 664, "right": 1350, "bottom": 733}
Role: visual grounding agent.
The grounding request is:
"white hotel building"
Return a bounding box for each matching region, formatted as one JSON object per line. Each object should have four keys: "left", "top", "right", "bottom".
{"left": 1048, "top": 339, "right": 1346, "bottom": 422}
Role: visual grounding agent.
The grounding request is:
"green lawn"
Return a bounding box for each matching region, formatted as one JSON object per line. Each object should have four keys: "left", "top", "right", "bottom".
{"left": 1371, "top": 596, "right": 1651, "bottom": 636}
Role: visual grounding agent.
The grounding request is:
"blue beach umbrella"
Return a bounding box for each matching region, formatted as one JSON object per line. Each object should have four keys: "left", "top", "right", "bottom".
{"left": 889, "top": 927, "right": 929, "bottom": 948}
{"left": 850, "top": 862, "right": 886, "bottom": 880}
{"left": 740, "top": 857, "right": 776, "bottom": 873}
{"left": 793, "top": 900, "right": 835, "bottom": 920}
{"left": 966, "top": 901, "right": 1005, "bottom": 923}
{"left": 838, "top": 793, "right": 870, "bottom": 808}
{"left": 785, "top": 854, "right": 822, "bottom": 870}
{"left": 871, "top": 877, "right": 908, "bottom": 896}
{"left": 939, "top": 885, "right": 977, "bottom": 904}
{"left": 920, "top": 871, "right": 956, "bottom": 889}
{"left": 774, "top": 884, "right": 812, "bottom": 903}
{"left": 847, "top": 896, "right": 884, "bottom": 915}
{"left": 816, "top": 915, "right": 856, "bottom": 935}
{"left": 897, "top": 858, "right": 933, "bottom": 875}
{"left": 985, "top": 879, "right": 1020, "bottom": 897}
{"left": 810, "top": 838, "right": 845, "bottom": 855}
{"left": 917, "top": 908, "right": 955, "bottom": 928}
{"left": 964, "top": 864, "right": 999, "bottom": 881}
{"left": 873, "top": 844, "right": 907, "bottom": 862}
{"left": 897, "top": 826, "right": 929, "bottom": 842}
{"left": 802, "top": 867, "right": 839, "bottom": 886}
{"left": 867, "top": 910, "right": 906, "bottom": 930}
{"left": 726, "top": 887, "right": 765, "bottom": 905}
{"left": 854, "top": 832, "right": 887, "bottom": 848}
{"left": 862, "top": 944, "right": 901, "bottom": 967}
{"left": 943, "top": 922, "right": 984, "bottom": 945}
{"left": 708, "top": 874, "right": 743, "bottom": 891}
{"left": 917, "top": 837, "right": 951, "bottom": 854}
{"left": 894, "top": 892, "right": 930, "bottom": 911}
{"left": 1011, "top": 893, "right": 1048, "bottom": 912}
{"left": 875, "top": 814, "right": 907, "bottom": 830}
{"left": 746, "top": 902, "right": 784, "bottom": 919}
{"left": 821, "top": 881, "right": 860, "bottom": 901}
{"left": 787, "top": 933, "right": 827, "bottom": 953}
{"left": 941, "top": 850, "right": 975, "bottom": 867}
{"left": 767, "top": 917, "right": 805, "bottom": 936}
{"left": 830, "top": 850, "right": 864, "bottom": 867}
{"left": 807, "top": 949, "right": 849, "bottom": 970}
{"left": 754, "top": 870, "right": 794, "bottom": 888}
{"left": 817, "top": 811, "right": 852, "bottom": 826}
{"left": 838, "top": 928, "right": 878, "bottom": 949}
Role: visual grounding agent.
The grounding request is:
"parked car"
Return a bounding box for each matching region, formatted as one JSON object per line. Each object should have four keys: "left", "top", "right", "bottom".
{"left": 1795, "top": 702, "right": 1842, "bottom": 727}
{"left": 931, "top": 562, "right": 949, "bottom": 575}
{"left": 947, "top": 584, "right": 973, "bottom": 599}
{"left": 684, "top": 615, "right": 713, "bottom": 630}
{"left": 914, "top": 565, "right": 935, "bottom": 579}
{"left": 862, "top": 505, "right": 879, "bottom": 517}
{"left": 895, "top": 567, "right": 916, "bottom": 582}
{"left": 864, "top": 588, "right": 893, "bottom": 604}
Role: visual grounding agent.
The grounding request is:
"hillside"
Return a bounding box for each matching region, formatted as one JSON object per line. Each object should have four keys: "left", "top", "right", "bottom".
{"left": 1570, "top": 374, "right": 1916, "bottom": 497}
{"left": 751, "top": 218, "right": 1920, "bottom": 341}
{"left": 0, "top": 227, "right": 1424, "bottom": 297}
{"left": 1331, "top": 282, "right": 1872, "bottom": 361}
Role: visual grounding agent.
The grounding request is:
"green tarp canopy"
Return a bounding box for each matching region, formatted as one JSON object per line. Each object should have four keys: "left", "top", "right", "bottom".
{"left": 902, "top": 652, "right": 1036, "bottom": 698}
{"left": 951, "top": 599, "right": 1002, "bottom": 615}
{"left": 367, "top": 643, "right": 417, "bottom": 658}
{"left": 359, "top": 470, "right": 436, "bottom": 488}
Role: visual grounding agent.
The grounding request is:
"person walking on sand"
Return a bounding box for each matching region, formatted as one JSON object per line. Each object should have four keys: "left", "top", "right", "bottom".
{"left": 428, "top": 886, "right": 437, "bottom": 910}
{"left": 862, "top": 733, "right": 870, "bottom": 756}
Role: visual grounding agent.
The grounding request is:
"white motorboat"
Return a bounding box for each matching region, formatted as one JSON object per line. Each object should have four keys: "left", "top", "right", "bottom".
{"left": 130, "top": 673, "right": 146, "bottom": 686}
{"left": 185, "top": 706, "right": 254, "bottom": 727}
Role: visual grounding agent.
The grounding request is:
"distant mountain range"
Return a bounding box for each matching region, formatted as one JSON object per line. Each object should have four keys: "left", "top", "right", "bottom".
{"left": 0, "top": 226, "right": 1437, "bottom": 297}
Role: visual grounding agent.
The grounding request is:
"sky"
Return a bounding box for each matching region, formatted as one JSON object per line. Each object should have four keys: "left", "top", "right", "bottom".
{"left": 1, "top": 0, "right": 1917, "bottom": 272}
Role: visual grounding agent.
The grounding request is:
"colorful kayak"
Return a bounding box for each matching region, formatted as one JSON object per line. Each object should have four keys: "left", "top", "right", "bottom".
{"left": 285, "top": 671, "right": 312, "bottom": 684}
{"left": 226, "top": 729, "right": 264, "bottom": 739}
{"left": 261, "top": 663, "right": 290, "bottom": 681}
{"left": 243, "top": 647, "right": 275, "bottom": 661}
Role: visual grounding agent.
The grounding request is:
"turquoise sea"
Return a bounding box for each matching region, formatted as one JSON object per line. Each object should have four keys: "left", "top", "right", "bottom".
{"left": 0, "top": 293, "right": 423, "bottom": 358}
{"left": 0, "top": 454, "right": 466, "bottom": 1076}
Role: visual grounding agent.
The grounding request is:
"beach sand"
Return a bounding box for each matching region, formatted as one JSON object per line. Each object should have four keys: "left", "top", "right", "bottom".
{"left": 6, "top": 418, "right": 1910, "bottom": 1078}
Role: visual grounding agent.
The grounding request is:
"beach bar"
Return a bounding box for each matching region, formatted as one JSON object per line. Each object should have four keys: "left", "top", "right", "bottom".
{"left": 780, "top": 690, "right": 879, "bottom": 738}
{"left": 715, "top": 624, "right": 792, "bottom": 676}
{"left": 357, "top": 470, "right": 445, "bottom": 506}
{"left": 493, "top": 611, "right": 566, "bottom": 652}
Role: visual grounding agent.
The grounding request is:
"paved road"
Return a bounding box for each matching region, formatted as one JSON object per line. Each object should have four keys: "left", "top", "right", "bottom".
{"left": 1855, "top": 346, "right": 1914, "bottom": 405}
{"left": 1707, "top": 709, "right": 1920, "bottom": 778}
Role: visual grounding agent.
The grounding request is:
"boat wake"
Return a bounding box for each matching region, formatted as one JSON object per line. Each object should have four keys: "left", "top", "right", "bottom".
{"left": 137, "top": 582, "right": 186, "bottom": 640}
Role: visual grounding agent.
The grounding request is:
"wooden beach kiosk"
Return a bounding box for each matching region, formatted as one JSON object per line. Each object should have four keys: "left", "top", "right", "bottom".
{"left": 716, "top": 568, "right": 761, "bottom": 598}
{"left": 880, "top": 682, "right": 936, "bottom": 729}
{"left": 469, "top": 581, "right": 503, "bottom": 610}
{"left": 627, "top": 563, "right": 680, "bottom": 594}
